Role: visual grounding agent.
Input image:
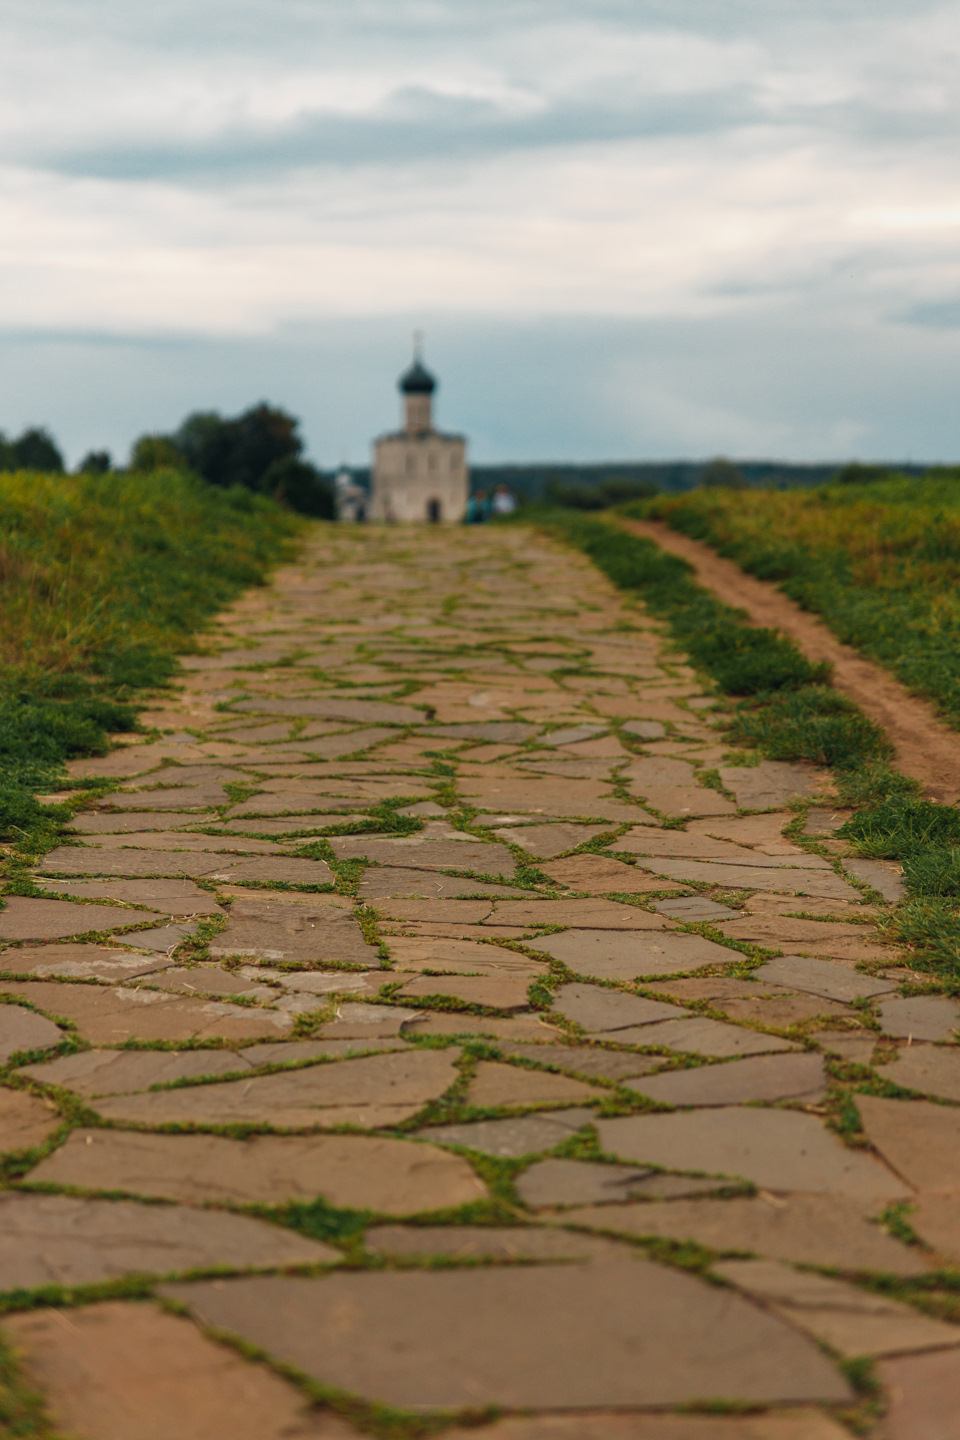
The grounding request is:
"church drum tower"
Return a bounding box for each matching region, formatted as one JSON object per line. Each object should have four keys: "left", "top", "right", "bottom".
{"left": 369, "top": 350, "right": 468, "bottom": 523}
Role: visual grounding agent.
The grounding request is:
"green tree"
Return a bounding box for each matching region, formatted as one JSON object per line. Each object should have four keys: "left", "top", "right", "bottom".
{"left": 263, "top": 457, "right": 335, "bottom": 517}
{"left": 11, "top": 427, "right": 64, "bottom": 472}
{"left": 78, "top": 450, "right": 112, "bottom": 474}
{"left": 700, "top": 457, "right": 746, "bottom": 489}
{"left": 174, "top": 403, "right": 302, "bottom": 490}
{"left": 129, "top": 435, "right": 184, "bottom": 472}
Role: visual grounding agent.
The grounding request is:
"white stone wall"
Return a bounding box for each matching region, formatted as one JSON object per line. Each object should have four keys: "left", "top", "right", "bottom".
{"left": 370, "top": 433, "right": 468, "bottom": 522}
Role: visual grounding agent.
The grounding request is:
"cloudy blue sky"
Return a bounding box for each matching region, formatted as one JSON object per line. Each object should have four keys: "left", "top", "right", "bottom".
{"left": 2, "top": 0, "right": 960, "bottom": 467}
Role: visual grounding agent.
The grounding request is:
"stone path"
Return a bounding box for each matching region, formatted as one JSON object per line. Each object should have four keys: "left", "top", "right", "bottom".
{"left": 1, "top": 523, "right": 958, "bottom": 1439}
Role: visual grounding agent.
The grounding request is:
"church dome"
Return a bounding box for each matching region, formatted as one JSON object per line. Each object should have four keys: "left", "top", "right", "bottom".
{"left": 399, "top": 357, "right": 436, "bottom": 395}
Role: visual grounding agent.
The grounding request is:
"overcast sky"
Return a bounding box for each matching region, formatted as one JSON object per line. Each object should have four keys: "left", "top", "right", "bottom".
{"left": 2, "top": 0, "right": 960, "bottom": 467}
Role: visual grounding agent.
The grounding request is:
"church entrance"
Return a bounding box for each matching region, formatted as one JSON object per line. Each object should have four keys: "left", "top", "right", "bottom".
{"left": 426, "top": 499, "right": 442, "bottom": 523}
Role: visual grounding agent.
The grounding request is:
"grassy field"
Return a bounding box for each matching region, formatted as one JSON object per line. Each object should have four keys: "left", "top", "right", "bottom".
{"left": 0, "top": 468, "right": 299, "bottom": 841}
{"left": 629, "top": 471, "right": 960, "bottom": 728}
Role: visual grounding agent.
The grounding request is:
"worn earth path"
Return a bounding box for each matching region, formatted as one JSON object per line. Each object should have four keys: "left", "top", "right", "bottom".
{"left": 620, "top": 517, "right": 960, "bottom": 805}
{"left": 2, "top": 524, "right": 959, "bottom": 1440}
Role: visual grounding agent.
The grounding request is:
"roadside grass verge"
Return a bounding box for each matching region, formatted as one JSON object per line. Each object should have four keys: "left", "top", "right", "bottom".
{"left": 627, "top": 470, "right": 960, "bottom": 728}
{"left": 0, "top": 468, "right": 300, "bottom": 852}
{"left": 530, "top": 509, "right": 959, "bottom": 979}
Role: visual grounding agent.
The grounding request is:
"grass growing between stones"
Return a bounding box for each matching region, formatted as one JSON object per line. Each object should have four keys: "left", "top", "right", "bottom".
{"left": 0, "top": 469, "right": 300, "bottom": 860}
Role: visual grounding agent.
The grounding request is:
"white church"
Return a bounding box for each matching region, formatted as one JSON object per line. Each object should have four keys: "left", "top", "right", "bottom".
{"left": 368, "top": 349, "right": 469, "bottom": 523}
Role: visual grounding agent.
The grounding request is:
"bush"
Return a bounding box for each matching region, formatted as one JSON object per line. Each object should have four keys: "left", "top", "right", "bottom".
{"left": 700, "top": 458, "right": 746, "bottom": 490}
{"left": 262, "top": 457, "right": 336, "bottom": 518}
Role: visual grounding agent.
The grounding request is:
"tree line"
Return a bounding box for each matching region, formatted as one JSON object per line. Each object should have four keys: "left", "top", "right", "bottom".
{"left": 0, "top": 403, "right": 335, "bottom": 517}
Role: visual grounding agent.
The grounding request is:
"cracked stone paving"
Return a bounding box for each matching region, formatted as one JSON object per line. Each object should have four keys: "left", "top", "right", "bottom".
{"left": 1, "top": 524, "right": 957, "bottom": 1440}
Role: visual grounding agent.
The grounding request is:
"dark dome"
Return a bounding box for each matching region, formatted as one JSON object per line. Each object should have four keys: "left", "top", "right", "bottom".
{"left": 399, "top": 357, "right": 436, "bottom": 394}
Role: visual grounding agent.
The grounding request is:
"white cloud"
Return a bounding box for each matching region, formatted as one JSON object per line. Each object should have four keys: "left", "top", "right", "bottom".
{"left": 0, "top": 0, "right": 959, "bottom": 459}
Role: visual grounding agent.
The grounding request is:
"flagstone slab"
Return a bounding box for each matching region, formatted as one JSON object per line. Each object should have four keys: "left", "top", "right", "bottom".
{"left": 0, "top": 896, "right": 149, "bottom": 941}
{"left": 91, "top": 1047, "right": 461, "bottom": 1130}
{"left": 533, "top": 929, "right": 741, "bottom": 979}
{"left": 71, "top": 811, "right": 207, "bottom": 832}
{"left": 0, "top": 1002, "right": 66, "bottom": 1062}
{"left": 216, "top": 815, "right": 370, "bottom": 834}
{"left": 358, "top": 867, "right": 530, "bottom": 900}
{"left": 118, "top": 765, "right": 245, "bottom": 789}
{"left": 39, "top": 846, "right": 334, "bottom": 887}
{"left": 630, "top": 859, "right": 860, "bottom": 901}
{"left": 719, "top": 916, "right": 891, "bottom": 963}
{"left": 538, "top": 856, "right": 676, "bottom": 895}
{"left": 401, "top": 1014, "right": 563, "bottom": 1043}
{"left": 312, "top": 1001, "right": 421, "bottom": 1038}
{"left": 395, "top": 974, "right": 533, "bottom": 1010}
{"left": 633, "top": 1054, "right": 827, "bottom": 1107}
{"left": 421, "top": 722, "right": 540, "bottom": 743}
{"left": 0, "top": 1192, "right": 336, "bottom": 1291}
{"left": 230, "top": 696, "right": 422, "bottom": 723}
{"left": 877, "top": 1348, "right": 960, "bottom": 1440}
{"left": 491, "top": 899, "right": 667, "bottom": 930}
{"left": 631, "top": 786, "right": 738, "bottom": 818}
{"left": 374, "top": 898, "right": 495, "bottom": 924}
{"left": 715, "top": 1259, "right": 959, "bottom": 1356}
{"left": 207, "top": 897, "right": 374, "bottom": 966}
{"left": 687, "top": 813, "right": 794, "bottom": 847}
{"left": 842, "top": 858, "right": 906, "bottom": 902}
{"left": 613, "top": 1017, "right": 799, "bottom": 1057}
{"left": 754, "top": 955, "right": 893, "bottom": 1003}
{"left": 493, "top": 1041, "right": 663, "bottom": 1082}
{"left": 364, "top": 1224, "right": 614, "bottom": 1261}
{"left": 27, "top": 1128, "right": 486, "bottom": 1213}
{"left": 516, "top": 1158, "right": 733, "bottom": 1209}
{"left": 856, "top": 1094, "right": 960, "bottom": 1193}
{"left": 0, "top": 981, "right": 291, "bottom": 1044}
{"left": 148, "top": 965, "right": 276, "bottom": 999}
{"left": 811, "top": 1032, "right": 878, "bottom": 1064}
{"left": 475, "top": 1411, "right": 851, "bottom": 1439}
{"left": 877, "top": 995, "right": 960, "bottom": 1042}
{"left": 20, "top": 1046, "right": 251, "bottom": 1096}
{"left": 2, "top": 1301, "right": 357, "bottom": 1440}
{"left": 39, "top": 847, "right": 224, "bottom": 878}
{"left": 34, "top": 877, "right": 223, "bottom": 913}
{"left": 567, "top": 1194, "right": 924, "bottom": 1273}
{"left": 330, "top": 835, "right": 517, "bottom": 875}
{"left": 623, "top": 758, "right": 698, "bottom": 787}
{"left": 717, "top": 763, "right": 820, "bottom": 810}
{"left": 597, "top": 1109, "right": 908, "bottom": 1199}
{"left": 86, "top": 831, "right": 284, "bottom": 855}
{"left": 712, "top": 994, "right": 854, "bottom": 1027}
{"left": 615, "top": 833, "right": 827, "bottom": 870}
{"left": 655, "top": 896, "right": 739, "bottom": 921}
{"left": 0, "top": 943, "right": 172, "bottom": 981}
{"left": 494, "top": 823, "right": 613, "bottom": 857}
{"left": 553, "top": 983, "right": 687, "bottom": 1033}
{"left": 0, "top": 1087, "right": 61, "bottom": 1152}
{"left": 907, "top": 1195, "right": 960, "bottom": 1264}
{"left": 460, "top": 776, "right": 623, "bottom": 814}
{"left": 875, "top": 1045, "right": 960, "bottom": 1102}
{"left": 160, "top": 1263, "right": 851, "bottom": 1409}
{"left": 416, "top": 1109, "right": 597, "bottom": 1157}
{"left": 465, "top": 1061, "right": 601, "bottom": 1108}
{"left": 384, "top": 936, "right": 542, "bottom": 976}
{"left": 99, "top": 785, "right": 230, "bottom": 810}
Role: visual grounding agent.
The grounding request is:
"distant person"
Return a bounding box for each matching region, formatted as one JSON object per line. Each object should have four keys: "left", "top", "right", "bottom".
{"left": 492, "top": 484, "right": 517, "bottom": 516}
{"left": 464, "top": 491, "right": 487, "bottom": 524}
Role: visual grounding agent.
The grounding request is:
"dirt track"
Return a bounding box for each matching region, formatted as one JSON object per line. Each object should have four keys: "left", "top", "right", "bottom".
{"left": 620, "top": 517, "right": 960, "bottom": 804}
